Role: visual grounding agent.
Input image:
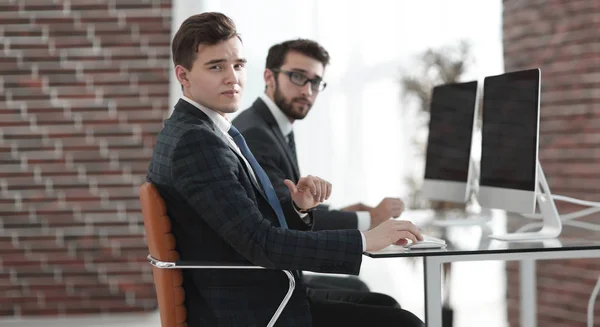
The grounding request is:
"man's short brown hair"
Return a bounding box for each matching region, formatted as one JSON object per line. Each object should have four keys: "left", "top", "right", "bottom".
{"left": 171, "top": 12, "right": 241, "bottom": 70}
{"left": 266, "top": 39, "right": 330, "bottom": 71}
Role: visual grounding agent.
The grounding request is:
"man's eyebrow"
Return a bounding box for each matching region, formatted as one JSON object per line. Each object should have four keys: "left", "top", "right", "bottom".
{"left": 204, "top": 58, "right": 248, "bottom": 65}
{"left": 204, "top": 59, "right": 226, "bottom": 66}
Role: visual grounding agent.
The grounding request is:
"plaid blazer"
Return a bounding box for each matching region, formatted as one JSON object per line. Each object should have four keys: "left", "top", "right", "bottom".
{"left": 147, "top": 99, "right": 363, "bottom": 326}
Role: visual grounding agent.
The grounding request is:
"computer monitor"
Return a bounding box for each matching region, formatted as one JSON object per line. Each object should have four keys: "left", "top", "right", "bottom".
{"left": 478, "top": 68, "right": 540, "bottom": 214}
{"left": 422, "top": 81, "right": 479, "bottom": 203}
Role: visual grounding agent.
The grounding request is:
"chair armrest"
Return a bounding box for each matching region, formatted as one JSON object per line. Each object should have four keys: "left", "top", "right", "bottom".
{"left": 148, "top": 255, "right": 268, "bottom": 269}
{"left": 147, "top": 254, "right": 295, "bottom": 327}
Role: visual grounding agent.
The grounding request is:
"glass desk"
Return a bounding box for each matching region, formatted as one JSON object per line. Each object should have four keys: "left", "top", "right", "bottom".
{"left": 364, "top": 212, "right": 600, "bottom": 327}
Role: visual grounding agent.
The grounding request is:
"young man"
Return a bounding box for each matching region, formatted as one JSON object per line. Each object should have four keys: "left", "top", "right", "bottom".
{"left": 147, "top": 12, "right": 423, "bottom": 326}
{"left": 232, "top": 39, "right": 407, "bottom": 293}
{"left": 233, "top": 39, "right": 406, "bottom": 235}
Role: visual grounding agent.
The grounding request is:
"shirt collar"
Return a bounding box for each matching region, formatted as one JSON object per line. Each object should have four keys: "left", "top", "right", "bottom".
{"left": 259, "top": 93, "right": 294, "bottom": 137}
{"left": 181, "top": 95, "right": 232, "bottom": 135}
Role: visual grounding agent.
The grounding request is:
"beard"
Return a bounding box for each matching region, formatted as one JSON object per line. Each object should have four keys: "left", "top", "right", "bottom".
{"left": 273, "top": 82, "right": 312, "bottom": 120}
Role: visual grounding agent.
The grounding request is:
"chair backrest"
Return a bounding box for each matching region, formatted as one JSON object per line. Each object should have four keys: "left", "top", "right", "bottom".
{"left": 139, "top": 182, "right": 187, "bottom": 327}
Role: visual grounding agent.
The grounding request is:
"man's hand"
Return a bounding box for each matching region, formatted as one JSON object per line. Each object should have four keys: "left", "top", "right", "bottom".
{"left": 369, "top": 197, "right": 405, "bottom": 228}
{"left": 284, "top": 175, "right": 332, "bottom": 211}
{"left": 363, "top": 219, "right": 422, "bottom": 252}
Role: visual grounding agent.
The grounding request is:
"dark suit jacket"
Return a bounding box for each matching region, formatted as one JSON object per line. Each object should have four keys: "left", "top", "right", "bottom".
{"left": 233, "top": 98, "right": 359, "bottom": 231}
{"left": 146, "top": 99, "right": 363, "bottom": 326}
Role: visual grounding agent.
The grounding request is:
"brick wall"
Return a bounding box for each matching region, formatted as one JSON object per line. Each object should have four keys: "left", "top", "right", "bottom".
{"left": 0, "top": 0, "right": 172, "bottom": 317}
{"left": 503, "top": 0, "right": 600, "bottom": 326}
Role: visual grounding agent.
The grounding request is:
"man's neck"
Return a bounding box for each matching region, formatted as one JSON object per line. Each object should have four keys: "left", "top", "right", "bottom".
{"left": 183, "top": 92, "right": 227, "bottom": 118}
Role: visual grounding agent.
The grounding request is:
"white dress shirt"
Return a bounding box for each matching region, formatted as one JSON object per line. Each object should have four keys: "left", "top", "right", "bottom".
{"left": 259, "top": 93, "right": 373, "bottom": 232}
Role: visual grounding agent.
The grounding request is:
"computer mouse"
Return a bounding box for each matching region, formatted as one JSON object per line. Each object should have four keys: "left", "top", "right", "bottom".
{"left": 405, "top": 240, "right": 447, "bottom": 249}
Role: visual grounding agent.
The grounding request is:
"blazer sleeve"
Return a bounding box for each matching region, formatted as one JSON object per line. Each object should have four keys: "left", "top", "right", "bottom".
{"left": 171, "top": 128, "right": 363, "bottom": 274}
{"left": 311, "top": 209, "right": 359, "bottom": 230}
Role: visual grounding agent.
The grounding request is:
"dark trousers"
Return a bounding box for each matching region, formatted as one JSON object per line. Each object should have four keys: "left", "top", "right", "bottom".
{"left": 303, "top": 274, "right": 421, "bottom": 325}
{"left": 309, "top": 296, "right": 424, "bottom": 327}
{"left": 303, "top": 274, "right": 370, "bottom": 292}
{"left": 307, "top": 288, "right": 401, "bottom": 308}
{"left": 304, "top": 274, "right": 401, "bottom": 308}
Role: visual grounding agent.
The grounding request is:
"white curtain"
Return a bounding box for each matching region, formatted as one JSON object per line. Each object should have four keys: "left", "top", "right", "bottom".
{"left": 170, "top": 0, "right": 505, "bottom": 324}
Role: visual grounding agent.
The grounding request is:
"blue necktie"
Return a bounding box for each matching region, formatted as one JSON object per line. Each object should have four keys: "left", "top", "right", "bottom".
{"left": 228, "top": 125, "right": 288, "bottom": 228}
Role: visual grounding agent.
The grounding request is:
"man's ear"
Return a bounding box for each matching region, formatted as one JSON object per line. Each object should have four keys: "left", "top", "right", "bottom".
{"left": 264, "top": 68, "right": 275, "bottom": 89}
{"left": 175, "top": 65, "right": 190, "bottom": 87}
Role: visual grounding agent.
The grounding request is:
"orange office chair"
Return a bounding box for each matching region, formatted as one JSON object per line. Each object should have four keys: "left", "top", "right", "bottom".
{"left": 139, "top": 182, "right": 295, "bottom": 327}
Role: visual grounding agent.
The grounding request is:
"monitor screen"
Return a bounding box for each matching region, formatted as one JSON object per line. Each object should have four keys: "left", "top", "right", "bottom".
{"left": 424, "top": 81, "right": 478, "bottom": 183}
{"left": 480, "top": 69, "right": 540, "bottom": 191}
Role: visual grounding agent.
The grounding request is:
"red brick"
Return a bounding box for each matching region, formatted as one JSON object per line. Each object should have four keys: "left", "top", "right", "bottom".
{"left": 115, "top": 1, "right": 155, "bottom": 9}
{"left": 1, "top": 66, "right": 35, "bottom": 76}
{"left": 79, "top": 62, "right": 123, "bottom": 74}
{"left": 86, "top": 73, "right": 131, "bottom": 86}
{"left": 36, "top": 62, "right": 77, "bottom": 76}
{"left": 0, "top": 4, "right": 19, "bottom": 12}
{"left": 504, "top": 0, "right": 600, "bottom": 324}
{"left": 0, "top": 294, "right": 39, "bottom": 305}
{"left": 69, "top": 0, "right": 109, "bottom": 11}
{"left": 90, "top": 23, "right": 131, "bottom": 36}
{"left": 0, "top": 14, "right": 31, "bottom": 25}
{"left": 68, "top": 103, "right": 111, "bottom": 113}
{"left": 145, "top": 33, "right": 171, "bottom": 47}
{"left": 100, "top": 85, "right": 139, "bottom": 98}
{"left": 34, "top": 15, "right": 77, "bottom": 25}
{"left": 53, "top": 37, "right": 94, "bottom": 49}
{"left": 0, "top": 280, "right": 22, "bottom": 293}
{"left": 0, "top": 0, "right": 171, "bottom": 318}
{"left": 61, "top": 48, "right": 105, "bottom": 62}
{"left": 135, "top": 21, "right": 171, "bottom": 34}
{"left": 0, "top": 253, "right": 45, "bottom": 267}
{"left": 54, "top": 86, "right": 97, "bottom": 100}
{"left": 42, "top": 23, "right": 85, "bottom": 37}
{"left": 133, "top": 71, "right": 170, "bottom": 84}
{"left": 39, "top": 214, "right": 81, "bottom": 228}
{"left": 0, "top": 240, "right": 21, "bottom": 255}
{"left": 0, "top": 113, "right": 30, "bottom": 127}
{"left": 42, "top": 125, "right": 85, "bottom": 139}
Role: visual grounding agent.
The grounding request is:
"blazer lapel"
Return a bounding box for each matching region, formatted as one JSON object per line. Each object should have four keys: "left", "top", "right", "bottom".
{"left": 216, "top": 130, "right": 269, "bottom": 199}
{"left": 174, "top": 100, "right": 268, "bottom": 200}
{"left": 252, "top": 98, "right": 301, "bottom": 179}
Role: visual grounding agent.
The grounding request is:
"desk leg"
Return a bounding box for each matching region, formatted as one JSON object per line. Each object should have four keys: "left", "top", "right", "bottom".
{"left": 424, "top": 257, "right": 443, "bottom": 327}
{"left": 520, "top": 259, "right": 537, "bottom": 327}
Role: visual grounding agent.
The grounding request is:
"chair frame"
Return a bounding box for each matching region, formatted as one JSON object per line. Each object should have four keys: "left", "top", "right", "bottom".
{"left": 147, "top": 255, "right": 296, "bottom": 327}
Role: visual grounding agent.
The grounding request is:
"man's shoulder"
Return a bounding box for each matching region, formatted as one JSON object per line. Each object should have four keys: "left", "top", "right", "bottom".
{"left": 233, "top": 105, "right": 263, "bottom": 128}
{"left": 156, "top": 114, "right": 223, "bottom": 151}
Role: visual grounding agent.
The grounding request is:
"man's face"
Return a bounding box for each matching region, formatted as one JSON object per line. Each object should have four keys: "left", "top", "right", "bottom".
{"left": 268, "top": 51, "right": 325, "bottom": 121}
{"left": 176, "top": 37, "right": 246, "bottom": 115}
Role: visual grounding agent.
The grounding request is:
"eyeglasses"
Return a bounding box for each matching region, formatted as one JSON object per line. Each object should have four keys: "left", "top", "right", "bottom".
{"left": 272, "top": 69, "right": 327, "bottom": 92}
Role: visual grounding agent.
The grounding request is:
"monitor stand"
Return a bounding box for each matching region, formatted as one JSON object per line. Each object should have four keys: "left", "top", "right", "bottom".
{"left": 489, "top": 161, "right": 562, "bottom": 241}
{"left": 430, "top": 158, "right": 492, "bottom": 227}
